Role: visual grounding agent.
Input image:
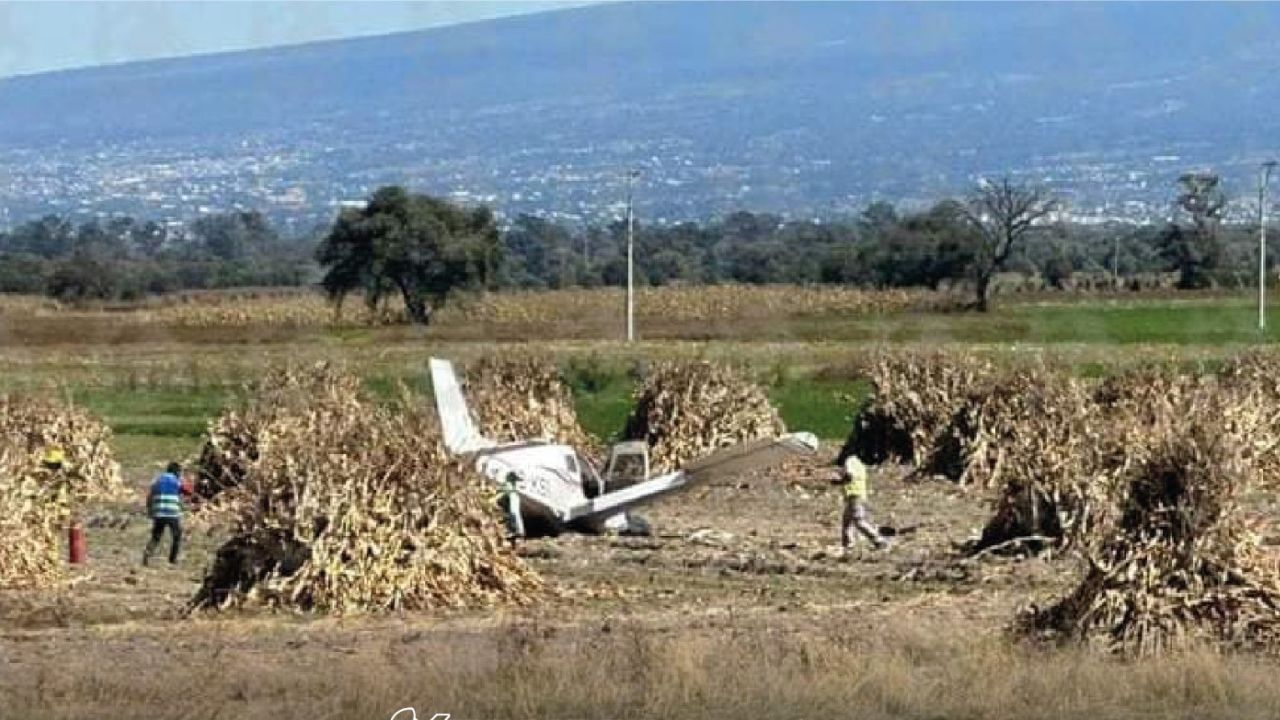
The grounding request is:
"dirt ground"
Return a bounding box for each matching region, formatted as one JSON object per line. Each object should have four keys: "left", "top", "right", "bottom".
{"left": 0, "top": 447, "right": 1101, "bottom": 719}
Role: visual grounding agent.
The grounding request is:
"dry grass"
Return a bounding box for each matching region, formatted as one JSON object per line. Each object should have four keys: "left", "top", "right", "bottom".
{"left": 843, "top": 348, "right": 1280, "bottom": 654}
{"left": 0, "top": 285, "right": 959, "bottom": 348}
{"left": 10, "top": 306, "right": 1280, "bottom": 718}
{"left": 0, "top": 285, "right": 947, "bottom": 331}
{"left": 964, "top": 372, "right": 1115, "bottom": 551}
{"left": 5, "top": 286, "right": 1280, "bottom": 348}
{"left": 6, "top": 616, "right": 1280, "bottom": 720}
{"left": 444, "top": 285, "right": 951, "bottom": 325}
{"left": 7, "top": 410, "right": 1280, "bottom": 718}
{"left": 194, "top": 364, "right": 365, "bottom": 500}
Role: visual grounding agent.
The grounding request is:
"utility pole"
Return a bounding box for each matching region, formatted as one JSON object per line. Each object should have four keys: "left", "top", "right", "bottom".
{"left": 1112, "top": 234, "right": 1120, "bottom": 289}
{"left": 625, "top": 169, "right": 640, "bottom": 343}
{"left": 1261, "top": 161, "right": 1276, "bottom": 333}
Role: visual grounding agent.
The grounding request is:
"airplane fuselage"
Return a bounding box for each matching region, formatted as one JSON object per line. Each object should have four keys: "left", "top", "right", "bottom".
{"left": 472, "top": 441, "right": 630, "bottom": 534}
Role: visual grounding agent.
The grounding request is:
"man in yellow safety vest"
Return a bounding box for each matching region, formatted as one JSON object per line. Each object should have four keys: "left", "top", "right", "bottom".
{"left": 42, "top": 446, "right": 66, "bottom": 470}
{"left": 838, "top": 455, "right": 888, "bottom": 551}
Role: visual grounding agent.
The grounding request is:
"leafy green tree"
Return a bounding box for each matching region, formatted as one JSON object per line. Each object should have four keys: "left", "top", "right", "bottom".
{"left": 646, "top": 248, "right": 701, "bottom": 285}
{"left": 191, "top": 211, "right": 278, "bottom": 262}
{"left": 1161, "top": 172, "right": 1227, "bottom": 289}
{"left": 858, "top": 201, "right": 899, "bottom": 239}
{"left": 3, "top": 215, "right": 76, "bottom": 258}
{"left": 1043, "top": 246, "right": 1074, "bottom": 289}
{"left": 315, "top": 186, "right": 501, "bottom": 324}
{"left": 108, "top": 217, "right": 169, "bottom": 257}
{"left": 47, "top": 245, "right": 136, "bottom": 301}
{"left": 856, "top": 201, "right": 975, "bottom": 289}
{"left": 0, "top": 253, "right": 52, "bottom": 294}
{"left": 920, "top": 201, "right": 981, "bottom": 287}
{"left": 721, "top": 211, "right": 782, "bottom": 244}
{"left": 502, "top": 215, "right": 564, "bottom": 288}
{"left": 881, "top": 201, "right": 976, "bottom": 289}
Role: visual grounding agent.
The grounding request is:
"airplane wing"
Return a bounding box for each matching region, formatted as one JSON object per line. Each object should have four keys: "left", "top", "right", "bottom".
{"left": 565, "top": 432, "right": 819, "bottom": 523}
{"left": 428, "top": 357, "right": 496, "bottom": 455}
{"left": 680, "top": 432, "right": 819, "bottom": 485}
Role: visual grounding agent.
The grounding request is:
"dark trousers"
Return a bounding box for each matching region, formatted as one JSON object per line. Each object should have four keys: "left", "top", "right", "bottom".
{"left": 144, "top": 517, "right": 182, "bottom": 564}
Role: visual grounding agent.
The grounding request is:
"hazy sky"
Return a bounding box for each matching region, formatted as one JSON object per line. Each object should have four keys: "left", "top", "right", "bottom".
{"left": 0, "top": 1, "right": 597, "bottom": 78}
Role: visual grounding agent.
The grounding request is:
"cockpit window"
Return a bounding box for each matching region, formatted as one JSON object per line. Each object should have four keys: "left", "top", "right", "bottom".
{"left": 611, "top": 452, "right": 646, "bottom": 481}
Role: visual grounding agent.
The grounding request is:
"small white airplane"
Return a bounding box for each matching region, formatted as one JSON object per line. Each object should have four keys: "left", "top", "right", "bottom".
{"left": 429, "top": 357, "right": 820, "bottom": 536}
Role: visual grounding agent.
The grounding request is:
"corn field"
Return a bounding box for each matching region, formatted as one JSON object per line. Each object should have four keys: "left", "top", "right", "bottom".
{"left": 850, "top": 348, "right": 1280, "bottom": 654}
{"left": 843, "top": 349, "right": 1000, "bottom": 468}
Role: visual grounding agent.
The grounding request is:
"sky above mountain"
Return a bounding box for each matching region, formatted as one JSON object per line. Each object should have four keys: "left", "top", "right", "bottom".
{"left": 0, "top": 0, "right": 597, "bottom": 78}
{"left": 4, "top": 1, "right": 1280, "bottom": 224}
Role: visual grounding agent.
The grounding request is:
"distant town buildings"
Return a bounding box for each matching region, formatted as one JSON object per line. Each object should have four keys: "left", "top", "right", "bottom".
{"left": 0, "top": 135, "right": 1272, "bottom": 232}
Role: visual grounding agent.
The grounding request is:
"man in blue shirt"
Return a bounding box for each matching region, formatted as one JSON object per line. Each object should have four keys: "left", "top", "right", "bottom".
{"left": 143, "top": 462, "right": 185, "bottom": 566}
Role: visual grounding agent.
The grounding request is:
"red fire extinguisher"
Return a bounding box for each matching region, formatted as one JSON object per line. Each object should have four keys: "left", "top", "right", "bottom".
{"left": 68, "top": 520, "right": 86, "bottom": 564}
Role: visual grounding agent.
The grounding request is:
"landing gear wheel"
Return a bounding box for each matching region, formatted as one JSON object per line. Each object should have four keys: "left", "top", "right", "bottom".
{"left": 621, "top": 513, "right": 652, "bottom": 537}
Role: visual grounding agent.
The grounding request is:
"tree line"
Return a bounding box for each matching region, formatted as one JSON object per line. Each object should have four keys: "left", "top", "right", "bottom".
{"left": 498, "top": 176, "right": 1261, "bottom": 296}
{"left": 0, "top": 173, "right": 1260, "bottom": 318}
{"left": 314, "top": 175, "right": 1258, "bottom": 323}
{"left": 0, "top": 211, "right": 313, "bottom": 301}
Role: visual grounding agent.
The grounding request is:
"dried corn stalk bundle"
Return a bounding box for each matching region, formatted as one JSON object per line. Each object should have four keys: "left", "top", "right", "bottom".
{"left": 623, "top": 361, "right": 784, "bottom": 473}
{"left": 196, "top": 364, "right": 363, "bottom": 501}
{"left": 1091, "top": 365, "right": 1211, "bottom": 482}
{"left": 957, "top": 373, "right": 1120, "bottom": 552}
{"left": 1092, "top": 363, "right": 1200, "bottom": 410}
{"left": 192, "top": 377, "right": 539, "bottom": 613}
{"left": 1217, "top": 351, "right": 1280, "bottom": 485}
{"left": 1218, "top": 350, "right": 1280, "bottom": 397}
{"left": 974, "top": 366, "right": 1239, "bottom": 555}
{"left": 0, "top": 394, "right": 122, "bottom": 501}
{"left": 0, "top": 444, "right": 74, "bottom": 588}
{"left": 842, "top": 350, "right": 999, "bottom": 468}
{"left": 1023, "top": 390, "right": 1280, "bottom": 655}
{"left": 0, "top": 394, "right": 120, "bottom": 585}
{"left": 928, "top": 365, "right": 1064, "bottom": 485}
{"left": 465, "top": 356, "right": 600, "bottom": 456}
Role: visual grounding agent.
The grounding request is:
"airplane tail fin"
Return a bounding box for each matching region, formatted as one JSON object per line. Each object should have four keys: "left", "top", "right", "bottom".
{"left": 429, "top": 358, "right": 495, "bottom": 455}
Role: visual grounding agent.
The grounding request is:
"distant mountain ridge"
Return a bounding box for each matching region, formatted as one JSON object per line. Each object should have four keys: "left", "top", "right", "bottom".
{"left": 3, "top": 1, "right": 1280, "bottom": 224}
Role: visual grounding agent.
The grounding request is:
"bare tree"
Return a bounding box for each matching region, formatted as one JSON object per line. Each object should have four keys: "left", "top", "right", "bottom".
{"left": 962, "top": 177, "right": 1059, "bottom": 311}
